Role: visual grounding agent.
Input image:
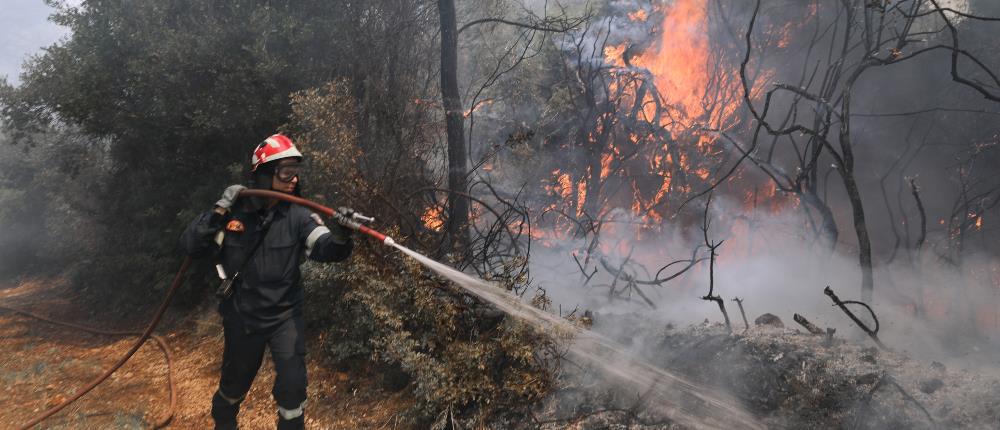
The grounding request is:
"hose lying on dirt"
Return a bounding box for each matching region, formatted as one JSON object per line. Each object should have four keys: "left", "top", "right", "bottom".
{"left": 0, "top": 303, "right": 178, "bottom": 429}
{"left": 4, "top": 257, "right": 190, "bottom": 430}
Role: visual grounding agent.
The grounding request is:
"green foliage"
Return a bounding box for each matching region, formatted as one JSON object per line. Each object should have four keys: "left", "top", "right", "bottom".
{"left": 0, "top": 128, "right": 106, "bottom": 278}
{"left": 0, "top": 0, "right": 434, "bottom": 300}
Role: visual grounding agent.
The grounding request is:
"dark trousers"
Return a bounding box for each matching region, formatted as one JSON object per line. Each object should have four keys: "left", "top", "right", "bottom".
{"left": 211, "top": 303, "right": 307, "bottom": 430}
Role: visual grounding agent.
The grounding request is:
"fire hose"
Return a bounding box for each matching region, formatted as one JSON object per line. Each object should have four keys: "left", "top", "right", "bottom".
{"left": 13, "top": 189, "right": 393, "bottom": 429}
{"left": 0, "top": 303, "right": 179, "bottom": 428}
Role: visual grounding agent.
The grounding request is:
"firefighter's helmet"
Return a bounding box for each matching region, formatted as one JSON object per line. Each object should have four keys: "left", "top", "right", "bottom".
{"left": 251, "top": 134, "right": 302, "bottom": 172}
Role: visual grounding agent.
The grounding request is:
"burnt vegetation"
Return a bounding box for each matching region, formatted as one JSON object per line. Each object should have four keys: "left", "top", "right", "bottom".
{"left": 2, "top": 0, "right": 1000, "bottom": 428}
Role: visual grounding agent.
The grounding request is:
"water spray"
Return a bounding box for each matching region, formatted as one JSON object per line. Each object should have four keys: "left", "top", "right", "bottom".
{"left": 243, "top": 189, "right": 762, "bottom": 429}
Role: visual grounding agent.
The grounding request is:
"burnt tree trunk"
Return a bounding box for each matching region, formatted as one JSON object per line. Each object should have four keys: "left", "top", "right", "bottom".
{"left": 840, "top": 171, "right": 874, "bottom": 301}
{"left": 839, "top": 65, "right": 875, "bottom": 303}
{"left": 801, "top": 190, "right": 839, "bottom": 250}
{"left": 438, "top": 0, "right": 469, "bottom": 252}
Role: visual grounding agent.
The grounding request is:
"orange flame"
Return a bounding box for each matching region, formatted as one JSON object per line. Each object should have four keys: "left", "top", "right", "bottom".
{"left": 628, "top": 9, "right": 649, "bottom": 22}
{"left": 604, "top": 45, "right": 628, "bottom": 67}
{"left": 541, "top": 1, "right": 791, "bottom": 232}
{"left": 422, "top": 206, "right": 444, "bottom": 232}
{"left": 463, "top": 99, "right": 494, "bottom": 118}
{"left": 633, "top": 0, "right": 712, "bottom": 123}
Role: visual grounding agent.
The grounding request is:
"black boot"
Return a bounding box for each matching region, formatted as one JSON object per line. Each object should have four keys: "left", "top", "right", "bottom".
{"left": 277, "top": 415, "right": 305, "bottom": 430}
{"left": 211, "top": 391, "right": 242, "bottom": 430}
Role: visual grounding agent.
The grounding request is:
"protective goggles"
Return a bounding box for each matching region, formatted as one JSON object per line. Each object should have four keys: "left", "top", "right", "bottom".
{"left": 274, "top": 163, "right": 304, "bottom": 183}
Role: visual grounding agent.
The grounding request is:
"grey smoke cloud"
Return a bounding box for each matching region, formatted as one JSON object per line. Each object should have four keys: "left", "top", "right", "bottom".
{"left": 527, "top": 195, "right": 1000, "bottom": 369}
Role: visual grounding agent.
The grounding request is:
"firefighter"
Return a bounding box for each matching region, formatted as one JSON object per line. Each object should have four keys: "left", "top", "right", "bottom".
{"left": 180, "top": 134, "right": 353, "bottom": 430}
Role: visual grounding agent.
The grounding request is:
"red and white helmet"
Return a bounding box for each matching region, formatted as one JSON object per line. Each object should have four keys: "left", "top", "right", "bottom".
{"left": 251, "top": 134, "right": 303, "bottom": 172}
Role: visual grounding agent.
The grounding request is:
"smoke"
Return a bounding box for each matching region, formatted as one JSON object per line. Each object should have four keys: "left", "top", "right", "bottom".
{"left": 526, "top": 194, "right": 1000, "bottom": 371}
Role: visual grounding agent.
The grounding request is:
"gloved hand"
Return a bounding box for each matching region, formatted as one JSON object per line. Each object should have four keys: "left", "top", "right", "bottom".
{"left": 215, "top": 185, "right": 246, "bottom": 210}
{"left": 332, "top": 207, "right": 356, "bottom": 227}
{"left": 327, "top": 207, "right": 355, "bottom": 244}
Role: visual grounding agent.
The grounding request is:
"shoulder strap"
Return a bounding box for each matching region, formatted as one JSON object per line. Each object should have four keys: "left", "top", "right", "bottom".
{"left": 215, "top": 211, "right": 275, "bottom": 299}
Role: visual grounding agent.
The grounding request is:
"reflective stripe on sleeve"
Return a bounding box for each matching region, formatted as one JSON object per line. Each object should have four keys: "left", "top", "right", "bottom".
{"left": 305, "top": 226, "right": 331, "bottom": 256}
{"left": 278, "top": 401, "right": 306, "bottom": 420}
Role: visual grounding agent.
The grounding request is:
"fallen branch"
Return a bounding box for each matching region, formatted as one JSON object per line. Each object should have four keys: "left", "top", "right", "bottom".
{"left": 793, "top": 313, "right": 825, "bottom": 335}
{"left": 572, "top": 252, "right": 598, "bottom": 285}
{"left": 823, "top": 286, "right": 887, "bottom": 350}
{"left": 597, "top": 256, "right": 658, "bottom": 309}
{"left": 628, "top": 280, "right": 657, "bottom": 309}
{"left": 608, "top": 246, "right": 634, "bottom": 301}
{"left": 884, "top": 376, "right": 937, "bottom": 428}
{"left": 850, "top": 372, "right": 936, "bottom": 429}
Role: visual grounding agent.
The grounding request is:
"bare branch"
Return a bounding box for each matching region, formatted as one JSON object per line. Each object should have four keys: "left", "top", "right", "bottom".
{"left": 458, "top": 15, "right": 587, "bottom": 35}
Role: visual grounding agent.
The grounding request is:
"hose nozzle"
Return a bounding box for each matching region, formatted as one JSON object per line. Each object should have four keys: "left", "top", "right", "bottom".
{"left": 331, "top": 209, "right": 394, "bottom": 245}
{"left": 351, "top": 212, "right": 375, "bottom": 223}
{"left": 336, "top": 207, "right": 375, "bottom": 224}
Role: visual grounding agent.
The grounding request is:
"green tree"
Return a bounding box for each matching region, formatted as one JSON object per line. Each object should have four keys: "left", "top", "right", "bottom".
{"left": 0, "top": 0, "right": 419, "bottom": 296}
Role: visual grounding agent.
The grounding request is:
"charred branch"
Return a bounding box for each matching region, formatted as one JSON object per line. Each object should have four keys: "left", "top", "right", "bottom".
{"left": 438, "top": 0, "right": 470, "bottom": 253}
{"left": 572, "top": 253, "right": 597, "bottom": 286}
{"left": 923, "top": 0, "right": 1000, "bottom": 102}
{"left": 701, "top": 193, "right": 731, "bottom": 332}
{"left": 908, "top": 178, "right": 927, "bottom": 253}
{"left": 851, "top": 373, "right": 936, "bottom": 429}
{"left": 793, "top": 313, "right": 826, "bottom": 335}
{"left": 597, "top": 256, "right": 657, "bottom": 309}
{"left": 824, "top": 286, "right": 887, "bottom": 350}
{"left": 732, "top": 297, "right": 749, "bottom": 332}
{"left": 458, "top": 11, "right": 588, "bottom": 35}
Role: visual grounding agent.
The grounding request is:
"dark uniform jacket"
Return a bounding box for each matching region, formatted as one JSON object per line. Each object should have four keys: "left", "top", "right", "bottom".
{"left": 180, "top": 199, "right": 352, "bottom": 331}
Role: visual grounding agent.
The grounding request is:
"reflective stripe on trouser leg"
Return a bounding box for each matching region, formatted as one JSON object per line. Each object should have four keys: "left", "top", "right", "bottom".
{"left": 216, "top": 388, "right": 244, "bottom": 405}
{"left": 278, "top": 400, "right": 306, "bottom": 420}
{"left": 211, "top": 390, "right": 242, "bottom": 430}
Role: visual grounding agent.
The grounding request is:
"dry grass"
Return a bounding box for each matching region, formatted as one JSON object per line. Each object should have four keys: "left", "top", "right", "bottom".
{"left": 0, "top": 277, "right": 414, "bottom": 429}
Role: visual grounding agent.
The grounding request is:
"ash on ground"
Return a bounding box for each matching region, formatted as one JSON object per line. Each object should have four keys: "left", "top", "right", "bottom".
{"left": 530, "top": 316, "right": 1000, "bottom": 429}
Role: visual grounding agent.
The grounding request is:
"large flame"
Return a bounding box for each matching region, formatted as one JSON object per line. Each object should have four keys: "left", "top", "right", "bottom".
{"left": 634, "top": 0, "right": 712, "bottom": 123}
{"left": 542, "top": 1, "right": 786, "bottom": 235}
